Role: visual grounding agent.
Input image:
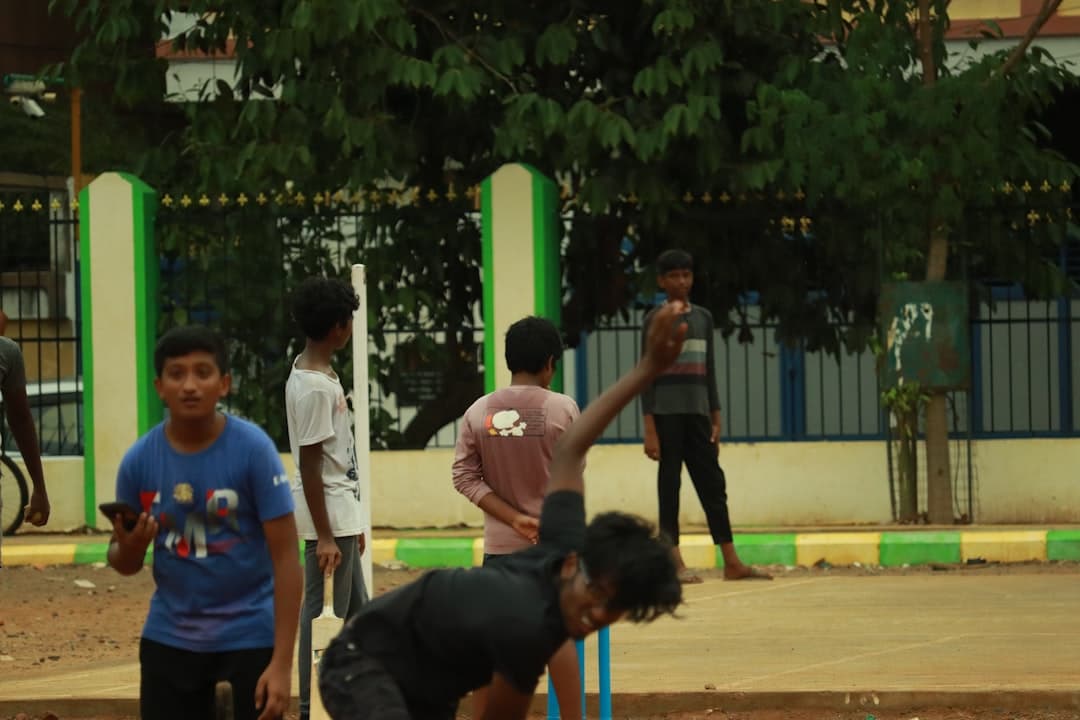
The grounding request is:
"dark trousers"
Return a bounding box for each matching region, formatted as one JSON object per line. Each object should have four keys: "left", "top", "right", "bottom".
{"left": 320, "top": 638, "right": 456, "bottom": 720}
{"left": 655, "top": 413, "right": 733, "bottom": 547}
{"left": 139, "top": 638, "right": 276, "bottom": 720}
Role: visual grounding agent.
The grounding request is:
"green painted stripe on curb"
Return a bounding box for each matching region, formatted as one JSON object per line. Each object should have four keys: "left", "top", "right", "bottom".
{"left": 1047, "top": 529, "right": 1080, "bottom": 561}
{"left": 879, "top": 531, "right": 962, "bottom": 566}
{"left": 396, "top": 538, "right": 475, "bottom": 568}
{"left": 73, "top": 543, "right": 109, "bottom": 565}
{"left": 716, "top": 533, "right": 797, "bottom": 567}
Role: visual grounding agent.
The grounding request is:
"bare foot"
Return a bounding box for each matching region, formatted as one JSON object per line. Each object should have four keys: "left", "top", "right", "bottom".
{"left": 723, "top": 564, "right": 773, "bottom": 581}
{"left": 678, "top": 568, "right": 704, "bottom": 584}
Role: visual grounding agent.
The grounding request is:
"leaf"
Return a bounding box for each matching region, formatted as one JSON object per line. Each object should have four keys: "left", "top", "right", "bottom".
{"left": 661, "top": 104, "right": 689, "bottom": 136}
{"left": 980, "top": 19, "right": 1004, "bottom": 39}
{"left": 292, "top": 1, "right": 313, "bottom": 31}
{"left": 385, "top": 18, "right": 418, "bottom": 50}
{"left": 433, "top": 45, "right": 467, "bottom": 68}
{"left": 567, "top": 100, "right": 600, "bottom": 130}
{"left": 681, "top": 41, "right": 724, "bottom": 78}
{"left": 537, "top": 98, "right": 565, "bottom": 136}
{"left": 536, "top": 24, "right": 578, "bottom": 66}
{"left": 597, "top": 112, "right": 634, "bottom": 151}
{"left": 652, "top": 8, "right": 695, "bottom": 36}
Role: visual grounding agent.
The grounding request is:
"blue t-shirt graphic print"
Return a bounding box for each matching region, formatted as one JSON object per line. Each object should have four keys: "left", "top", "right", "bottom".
{"left": 116, "top": 415, "right": 294, "bottom": 653}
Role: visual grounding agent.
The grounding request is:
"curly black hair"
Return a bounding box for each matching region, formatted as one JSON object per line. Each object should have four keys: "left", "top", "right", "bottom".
{"left": 291, "top": 276, "right": 360, "bottom": 341}
{"left": 582, "top": 512, "right": 682, "bottom": 622}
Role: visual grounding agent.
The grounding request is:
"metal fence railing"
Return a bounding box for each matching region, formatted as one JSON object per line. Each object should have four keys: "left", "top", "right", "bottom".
{"left": 0, "top": 191, "right": 82, "bottom": 456}
{"left": 576, "top": 290, "right": 1079, "bottom": 443}
{"left": 3, "top": 192, "right": 1077, "bottom": 454}
{"left": 155, "top": 201, "right": 486, "bottom": 451}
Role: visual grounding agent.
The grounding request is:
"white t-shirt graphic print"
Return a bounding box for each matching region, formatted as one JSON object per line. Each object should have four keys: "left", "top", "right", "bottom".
{"left": 286, "top": 356, "right": 363, "bottom": 539}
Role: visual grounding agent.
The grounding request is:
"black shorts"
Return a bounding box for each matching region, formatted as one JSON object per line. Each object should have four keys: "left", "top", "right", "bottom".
{"left": 139, "top": 638, "right": 275, "bottom": 720}
{"left": 319, "top": 637, "right": 455, "bottom": 720}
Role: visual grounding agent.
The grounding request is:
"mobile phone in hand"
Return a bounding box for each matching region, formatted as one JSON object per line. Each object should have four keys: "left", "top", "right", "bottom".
{"left": 99, "top": 501, "right": 140, "bottom": 532}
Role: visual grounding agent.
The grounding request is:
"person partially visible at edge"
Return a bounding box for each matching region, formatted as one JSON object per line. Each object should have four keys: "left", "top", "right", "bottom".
{"left": 0, "top": 308, "right": 51, "bottom": 566}
{"left": 641, "top": 249, "right": 772, "bottom": 583}
{"left": 452, "top": 315, "right": 583, "bottom": 720}
{"left": 106, "top": 325, "right": 302, "bottom": 720}
{"left": 318, "top": 301, "right": 690, "bottom": 720}
{"left": 286, "top": 276, "right": 369, "bottom": 720}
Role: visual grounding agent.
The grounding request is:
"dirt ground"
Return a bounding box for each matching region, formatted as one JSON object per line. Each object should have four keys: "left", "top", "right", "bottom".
{"left": 3, "top": 560, "right": 1079, "bottom": 720}
{"left": 6, "top": 707, "right": 1079, "bottom": 719}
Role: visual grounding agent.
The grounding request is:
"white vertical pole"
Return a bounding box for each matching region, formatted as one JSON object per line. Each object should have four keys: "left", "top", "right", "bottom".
{"left": 351, "top": 264, "right": 373, "bottom": 595}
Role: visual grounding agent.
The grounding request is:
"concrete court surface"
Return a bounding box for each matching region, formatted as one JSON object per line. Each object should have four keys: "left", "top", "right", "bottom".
{"left": 2, "top": 572, "right": 1079, "bottom": 714}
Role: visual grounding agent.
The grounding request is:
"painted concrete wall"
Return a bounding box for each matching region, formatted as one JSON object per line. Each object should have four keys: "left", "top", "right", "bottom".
{"left": 20, "top": 437, "right": 1080, "bottom": 532}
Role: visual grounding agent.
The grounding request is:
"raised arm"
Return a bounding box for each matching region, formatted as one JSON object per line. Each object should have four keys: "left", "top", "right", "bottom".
{"left": 547, "top": 301, "right": 688, "bottom": 497}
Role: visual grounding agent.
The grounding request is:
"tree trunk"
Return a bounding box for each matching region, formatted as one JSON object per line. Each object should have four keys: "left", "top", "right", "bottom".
{"left": 897, "top": 408, "right": 920, "bottom": 523}
{"left": 923, "top": 226, "right": 954, "bottom": 523}
{"left": 918, "top": 0, "right": 954, "bottom": 524}
{"left": 400, "top": 370, "right": 484, "bottom": 449}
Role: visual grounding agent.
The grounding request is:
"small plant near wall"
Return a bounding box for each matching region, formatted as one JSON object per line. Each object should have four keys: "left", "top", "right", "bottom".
{"left": 872, "top": 331, "right": 930, "bottom": 523}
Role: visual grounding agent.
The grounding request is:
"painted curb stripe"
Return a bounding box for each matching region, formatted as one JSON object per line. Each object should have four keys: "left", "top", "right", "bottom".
{"left": 679, "top": 534, "right": 716, "bottom": 569}
{"left": 4, "top": 531, "right": 1072, "bottom": 568}
{"left": 1047, "top": 529, "right": 1080, "bottom": 561}
{"left": 72, "top": 543, "right": 109, "bottom": 565}
{"left": 396, "top": 537, "right": 475, "bottom": 568}
{"left": 4, "top": 543, "right": 80, "bottom": 566}
{"left": 879, "top": 531, "right": 962, "bottom": 566}
{"left": 720, "top": 533, "right": 798, "bottom": 567}
{"left": 960, "top": 530, "right": 1047, "bottom": 563}
{"left": 795, "top": 532, "right": 882, "bottom": 567}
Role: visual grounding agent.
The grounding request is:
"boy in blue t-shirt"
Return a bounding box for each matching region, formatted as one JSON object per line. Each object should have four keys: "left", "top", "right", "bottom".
{"left": 107, "top": 326, "right": 302, "bottom": 720}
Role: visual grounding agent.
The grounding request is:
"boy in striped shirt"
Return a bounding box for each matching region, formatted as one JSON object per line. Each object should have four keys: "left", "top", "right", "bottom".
{"left": 641, "top": 249, "right": 771, "bottom": 583}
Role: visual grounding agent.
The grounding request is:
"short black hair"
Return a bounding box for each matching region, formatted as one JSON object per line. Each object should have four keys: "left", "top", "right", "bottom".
{"left": 292, "top": 276, "right": 360, "bottom": 341}
{"left": 504, "top": 316, "right": 563, "bottom": 374}
{"left": 656, "top": 249, "right": 693, "bottom": 274}
{"left": 154, "top": 325, "right": 228, "bottom": 377}
{"left": 582, "top": 512, "right": 682, "bottom": 622}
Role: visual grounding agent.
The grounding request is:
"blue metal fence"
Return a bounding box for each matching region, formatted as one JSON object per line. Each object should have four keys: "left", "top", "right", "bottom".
{"left": 576, "top": 290, "right": 1079, "bottom": 443}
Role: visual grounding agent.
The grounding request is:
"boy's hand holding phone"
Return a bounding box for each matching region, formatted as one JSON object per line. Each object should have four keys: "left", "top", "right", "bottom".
{"left": 115, "top": 511, "right": 158, "bottom": 550}
{"left": 100, "top": 501, "right": 158, "bottom": 551}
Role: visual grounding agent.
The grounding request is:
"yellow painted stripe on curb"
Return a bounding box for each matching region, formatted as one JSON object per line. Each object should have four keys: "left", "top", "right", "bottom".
{"left": 796, "top": 532, "right": 881, "bottom": 567}
{"left": 679, "top": 534, "right": 716, "bottom": 569}
{"left": 961, "top": 530, "right": 1047, "bottom": 563}
{"left": 2, "top": 544, "right": 79, "bottom": 566}
{"left": 473, "top": 538, "right": 485, "bottom": 567}
{"left": 371, "top": 538, "right": 397, "bottom": 565}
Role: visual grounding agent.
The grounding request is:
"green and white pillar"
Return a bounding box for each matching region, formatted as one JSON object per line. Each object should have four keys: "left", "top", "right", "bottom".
{"left": 480, "top": 163, "right": 562, "bottom": 392}
{"left": 79, "top": 172, "right": 161, "bottom": 528}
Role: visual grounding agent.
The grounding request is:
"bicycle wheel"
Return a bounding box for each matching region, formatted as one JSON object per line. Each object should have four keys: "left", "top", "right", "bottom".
{"left": 1, "top": 453, "right": 28, "bottom": 536}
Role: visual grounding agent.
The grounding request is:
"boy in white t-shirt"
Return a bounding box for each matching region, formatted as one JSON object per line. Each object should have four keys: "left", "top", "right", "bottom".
{"left": 285, "top": 277, "right": 367, "bottom": 720}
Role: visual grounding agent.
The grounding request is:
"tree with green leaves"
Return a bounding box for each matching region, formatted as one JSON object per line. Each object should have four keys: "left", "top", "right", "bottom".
{"left": 744, "top": 0, "right": 1077, "bottom": 522}
{"left": 52, "top": 0, "right": 837, "bottom": 447}
{"left": 53, "top": 0, "right": 1077, "bottom": 467}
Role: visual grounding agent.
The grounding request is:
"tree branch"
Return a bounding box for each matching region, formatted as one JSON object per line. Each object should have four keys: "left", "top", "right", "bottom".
{"left": 917, "top": 0, "right": 936, "bottom": 88}
{"left": 408, "top": 6, "right": 520, "bottom": 95}
{"left": 998, "top": 0, "right": 1064, "bottom": 76}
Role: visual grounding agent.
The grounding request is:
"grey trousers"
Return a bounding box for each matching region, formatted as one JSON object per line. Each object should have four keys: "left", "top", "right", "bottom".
{"left": 299, "top": 536, "right": 369, "bottom": 719}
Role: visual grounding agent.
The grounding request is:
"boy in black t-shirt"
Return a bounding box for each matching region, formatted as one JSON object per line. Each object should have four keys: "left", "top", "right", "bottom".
{"left": 318, "top": 302, "right": 690, "bottom": 720}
